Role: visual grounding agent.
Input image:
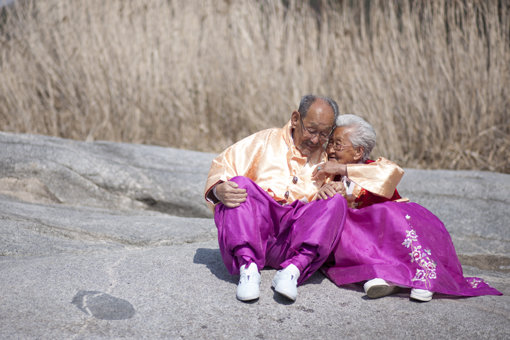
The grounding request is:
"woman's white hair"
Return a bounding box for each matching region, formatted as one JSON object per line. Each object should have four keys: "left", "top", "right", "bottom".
{"left": 335, "top": 114, "right": 376, "bottom": 162}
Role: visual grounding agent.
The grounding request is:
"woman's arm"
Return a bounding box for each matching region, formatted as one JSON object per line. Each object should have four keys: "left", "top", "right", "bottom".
{"left": 313, "top": 157, "right": 403, "bottom": 199}
{"left": 346, "top": 158, "right": 404, "bottom": 198}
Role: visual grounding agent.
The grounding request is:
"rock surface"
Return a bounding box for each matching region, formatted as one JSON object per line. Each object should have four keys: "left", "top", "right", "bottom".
{"left": 0, "top": 131, "right": 509, "bottom": 339}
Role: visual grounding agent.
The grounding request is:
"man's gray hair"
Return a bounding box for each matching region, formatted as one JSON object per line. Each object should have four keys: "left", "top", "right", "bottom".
{"left": 298, "top": 94, "right": 339, "bottom": 121}
{"left": 335, "top": 114, "right": 376, "bottom": 162}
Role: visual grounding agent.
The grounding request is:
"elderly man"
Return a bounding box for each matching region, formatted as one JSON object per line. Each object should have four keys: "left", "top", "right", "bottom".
{"left": 204, "top": 95, "right": 348, "bottom": 302}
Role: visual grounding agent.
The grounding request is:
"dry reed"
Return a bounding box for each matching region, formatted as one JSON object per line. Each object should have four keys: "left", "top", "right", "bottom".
{"left": 0, "top": 0, "right": 509, "bottom": 173}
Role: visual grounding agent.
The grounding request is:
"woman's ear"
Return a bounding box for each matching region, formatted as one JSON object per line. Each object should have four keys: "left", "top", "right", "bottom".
{"left": 353, "top": 146, "right": 364, "bottom": 162}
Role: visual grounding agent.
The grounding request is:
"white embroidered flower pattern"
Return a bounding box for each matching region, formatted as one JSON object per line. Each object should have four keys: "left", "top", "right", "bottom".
{"left": 402, "top": 213, "right": 437, "bottom": 287}
{"left": 402, "top": 238, "right": 412, "bottom": 248}
{"left": 467, "top": 278, "right": 483, "bottom": 288}
{"left": 410, "top": 246, "right": 423, "bottom": 262}
{"left": 413, "top": 269, "right": 427, "bottom": 282}
{"left": 402, "top": 230, "right": 417, "bottom": 248}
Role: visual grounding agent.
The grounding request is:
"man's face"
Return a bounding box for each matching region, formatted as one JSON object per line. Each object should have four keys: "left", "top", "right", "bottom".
{"left": 291, "top": 100, "right": 335, "bottom": 157}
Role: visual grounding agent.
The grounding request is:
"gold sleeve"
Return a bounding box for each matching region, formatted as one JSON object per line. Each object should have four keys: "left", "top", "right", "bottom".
{"left": 346, "top": 157, "right": 404, "bottom": 198}
{"left": 203, "top": 129, "right": 269, "bottom": 208}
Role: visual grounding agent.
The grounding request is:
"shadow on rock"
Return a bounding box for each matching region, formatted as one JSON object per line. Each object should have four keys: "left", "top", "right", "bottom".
{"left": 301, "top": 271, "right": 328, "bottom": 286}
{"left": 193, "top": 248, "right": 237, "bottom": 284}
{"left": 72, "top": 291, "right": 135, "bottom": 320}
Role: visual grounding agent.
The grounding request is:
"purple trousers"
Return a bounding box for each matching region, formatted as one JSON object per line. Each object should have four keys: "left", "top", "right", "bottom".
{"left": 214, "top": 176, "right": 347, "bottom": 285}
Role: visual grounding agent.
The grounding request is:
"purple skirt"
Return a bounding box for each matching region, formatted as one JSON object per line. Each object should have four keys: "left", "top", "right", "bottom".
{"left": 322, "top": 201, "right": 502, "bottom": 296}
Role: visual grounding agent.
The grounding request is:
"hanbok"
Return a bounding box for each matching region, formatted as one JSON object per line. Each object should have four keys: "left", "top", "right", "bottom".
{"left": 322, "top": 159, "right": 502, "bottom": 297}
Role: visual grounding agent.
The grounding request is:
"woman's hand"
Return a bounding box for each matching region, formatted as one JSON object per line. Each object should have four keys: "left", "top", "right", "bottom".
{"left": 316, "top": 181, "right": 346, "bottom": 200}
{"left": 312, "top": 161, "right": 347, "bottom": 181}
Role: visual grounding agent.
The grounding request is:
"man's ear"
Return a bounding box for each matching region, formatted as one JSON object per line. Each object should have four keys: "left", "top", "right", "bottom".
{"left": 353, "top": 146, "right": 364, "bottom": 162}
{"left": 291, "top": 111, "right": 300, "bottom": 129}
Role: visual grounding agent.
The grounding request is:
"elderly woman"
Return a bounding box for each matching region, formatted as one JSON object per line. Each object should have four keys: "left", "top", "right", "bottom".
{"left": 314, "top": 114, "right": 501, "bottom": 301}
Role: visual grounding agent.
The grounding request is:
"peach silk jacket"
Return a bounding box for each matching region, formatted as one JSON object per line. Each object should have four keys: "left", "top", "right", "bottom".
{"left": 204, "top": 120, "right": 404, "bottom": 211}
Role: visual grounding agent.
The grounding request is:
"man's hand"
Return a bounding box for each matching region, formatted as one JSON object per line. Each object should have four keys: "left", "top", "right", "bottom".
{"left": 316, "top": 181, "right": 346, "bottom": 200}
{"left": 312, "top": 161, "right": 347, "bottom": 181}
{"left": 215, "top": 181, "right": 248, "bottom": 208}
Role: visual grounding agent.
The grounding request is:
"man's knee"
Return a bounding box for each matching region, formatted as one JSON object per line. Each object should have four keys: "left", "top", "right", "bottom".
{"left": 323, "top": 194, "right": 348, "bottom": 214}
{"left": 331, "top": 193, "right": 347, "bottom": 204}
{"left": 316, "top": 193, "right": 346, "bottom": 206}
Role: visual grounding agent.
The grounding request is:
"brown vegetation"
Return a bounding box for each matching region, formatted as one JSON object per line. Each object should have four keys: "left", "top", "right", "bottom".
{"left": 0, "top": 0, "right": 509, "bottom": 172}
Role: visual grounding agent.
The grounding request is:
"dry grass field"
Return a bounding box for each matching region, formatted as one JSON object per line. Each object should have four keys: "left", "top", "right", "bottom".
{"left": 0, "top": 0, "right": 509, "bottom": 173}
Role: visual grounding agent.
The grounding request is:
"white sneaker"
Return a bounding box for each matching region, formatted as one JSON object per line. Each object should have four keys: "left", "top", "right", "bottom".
{"left": 363, "top": 278, "right": 400, "bottom": 299}
{"left": 410, "top": 288, "right": 434, "bottom": 302}
{"left": 236, "top": 263, "right": 261, "bottom": 302}
{"left": 271, "top": 264, "right": 300, "bottom": 301}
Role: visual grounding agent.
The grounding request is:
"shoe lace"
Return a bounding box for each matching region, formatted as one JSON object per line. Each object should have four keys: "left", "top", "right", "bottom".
{"left": 240, "top": 267, "right": 256, "bottom": 283}
{"left": 277, "top": 270, "right": 297, "bottom": 283}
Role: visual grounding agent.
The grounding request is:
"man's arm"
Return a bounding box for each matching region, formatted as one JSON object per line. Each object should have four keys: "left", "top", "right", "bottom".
{"left": 211, "top": 181, "right": 247, "bottom": 208}
{"left": 204, "top": 129, "right": 270, "bottom": 209}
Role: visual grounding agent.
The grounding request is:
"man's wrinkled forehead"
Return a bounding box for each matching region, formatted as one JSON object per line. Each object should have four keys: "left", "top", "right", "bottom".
{"left": 304, "top": 101, "right": 335, "bottom": 126}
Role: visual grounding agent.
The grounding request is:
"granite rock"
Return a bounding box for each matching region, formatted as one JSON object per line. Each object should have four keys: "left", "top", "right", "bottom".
{"left": 0, "top": 132, "right": 508, "bottom": 339}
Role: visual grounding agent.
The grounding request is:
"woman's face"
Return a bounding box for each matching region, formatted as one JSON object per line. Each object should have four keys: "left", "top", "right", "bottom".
{"left": 326, "top": 126, "right": 363, "bottom": 164}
